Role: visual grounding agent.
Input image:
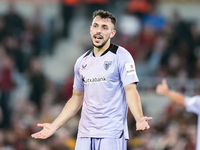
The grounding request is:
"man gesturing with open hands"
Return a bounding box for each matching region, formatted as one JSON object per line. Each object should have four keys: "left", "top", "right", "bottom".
{"left": 32, "top": 10, "right": 152, "bottom": 150}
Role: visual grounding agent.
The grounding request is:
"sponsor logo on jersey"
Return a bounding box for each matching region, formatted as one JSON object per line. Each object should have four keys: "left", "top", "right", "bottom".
{"left": 104, "top": 61, "right": 112, "bottom": 70}
{"left": 81, "top": 75, "right": 107, "bottom": 84}
{"left": 125, "top": 62, "right": 135, "bottom": 75}
{"left": 81, "top": 64, "right": 87, "bottom": 69}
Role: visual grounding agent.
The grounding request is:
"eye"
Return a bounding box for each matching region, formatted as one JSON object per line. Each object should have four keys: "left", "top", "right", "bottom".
{"left": 103, "top": 26, "right": 108, "bottom": 30}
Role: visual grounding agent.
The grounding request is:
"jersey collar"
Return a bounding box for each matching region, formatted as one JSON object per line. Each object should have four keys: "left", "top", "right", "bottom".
{"left": 92, "top": 43, "right": 114, "bottom": 57}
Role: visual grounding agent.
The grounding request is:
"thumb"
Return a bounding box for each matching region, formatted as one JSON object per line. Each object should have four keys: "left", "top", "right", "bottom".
{"left": 144, "top": 116, "right": 153, "bottom": 121}
{"left": 162, "top": 79, "right": 167, "bottom": 85}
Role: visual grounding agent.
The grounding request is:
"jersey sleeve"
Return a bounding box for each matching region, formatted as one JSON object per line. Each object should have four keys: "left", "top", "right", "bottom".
{"left": 73, "top": 57, "right": 84, "bottom": 91}
{"left": 185, "top": 95, "right": 200, "bottom": 115}
{"left": 117, "top": 47, "right": 139, "bottom": 87}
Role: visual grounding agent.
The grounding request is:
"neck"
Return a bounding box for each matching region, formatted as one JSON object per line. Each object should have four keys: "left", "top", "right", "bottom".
{"left": 93, "top": 41, "right": 110, "bottom": 56}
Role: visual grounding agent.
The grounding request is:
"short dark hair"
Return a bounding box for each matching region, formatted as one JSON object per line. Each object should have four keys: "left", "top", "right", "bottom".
{"left": 93, "top": 10, "right": 117, "bottom": 27}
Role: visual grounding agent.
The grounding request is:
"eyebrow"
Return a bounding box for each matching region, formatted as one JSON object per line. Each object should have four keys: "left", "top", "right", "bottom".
{"left": 93, "top": 23, "right": 109, "bottom": 28}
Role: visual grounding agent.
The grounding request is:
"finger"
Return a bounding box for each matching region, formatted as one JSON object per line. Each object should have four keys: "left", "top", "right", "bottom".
{"left": 31, "top": 133, "right": 40, "bottom": 138}
{"left": 136, "top": 129, "right": 144, "bottom": 132}
{"left": 37, "top": 123, "right": 44, "bottom": 127}
{"left": 162, "top": 79, "right": 167, "bottom": 85}
{"left": 31, "top": 132, "right": 42, "bottom": 138}
{"left": 31, "top": 132, "right": 45, "bottom": 139}
{"left": 156, "top": 85, "right": 160, "bottom": 93}
{"left": 156, "top": 84, "right": 162, "bottom": 90}
{"left": 31, "top": 134, "right": 35, "bottom": 138}
{"left": 144, "top": 116, "right": 153, "bottom": 121}
{"left": 136, "top": 128, "right": 146, "bottom": 132}
{"left": 137, "top": 125, "right": 150, "bottom": 132}
{"left": 33, "top": 134, "right": 46, "bottom": 139}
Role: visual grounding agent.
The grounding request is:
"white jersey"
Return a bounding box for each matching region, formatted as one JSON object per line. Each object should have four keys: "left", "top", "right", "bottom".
{"left": 73, "top": 43, "right": 139, "bottom": 139}
{"left": 185, "top": 95, "right": 200, "bottom": 150}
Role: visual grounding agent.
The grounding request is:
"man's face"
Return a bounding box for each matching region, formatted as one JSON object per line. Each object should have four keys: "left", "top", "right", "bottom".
{"left": 90, "top": 16, "right": 116, "bottom": 49}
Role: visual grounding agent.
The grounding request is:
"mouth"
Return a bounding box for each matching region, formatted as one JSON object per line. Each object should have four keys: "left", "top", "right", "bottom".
{"left": 94, "top": 34, "right": 103, "bottom": 42}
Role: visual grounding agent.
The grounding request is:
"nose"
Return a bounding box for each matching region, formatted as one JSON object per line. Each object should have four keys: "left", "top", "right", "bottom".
{"left": 96, "top": 27, "right": 101, "bottom": 34}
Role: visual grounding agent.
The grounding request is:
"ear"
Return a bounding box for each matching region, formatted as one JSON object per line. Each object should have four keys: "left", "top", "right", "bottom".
{"left": 90, "top": 26, "right": 92, "bottom": 34}
{"left": 110, "top": 30, "right": 116, "bottom": 38}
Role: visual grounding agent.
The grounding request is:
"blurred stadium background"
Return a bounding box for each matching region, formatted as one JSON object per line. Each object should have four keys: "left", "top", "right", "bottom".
{"left": 0, "top": 0, "right": 200, "bottom": 149}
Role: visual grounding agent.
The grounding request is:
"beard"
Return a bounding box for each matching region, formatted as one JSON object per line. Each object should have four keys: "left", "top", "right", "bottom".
{"left": 92, "top": 37, "right": 110, "bottom": 49}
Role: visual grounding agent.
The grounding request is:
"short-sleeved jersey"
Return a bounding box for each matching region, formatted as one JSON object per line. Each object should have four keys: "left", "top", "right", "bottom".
{"left": 185, "top": 95, "right": 200, "bottom": 150}
{"left": 73, "top": 43, "right": 139, "bottom": 139}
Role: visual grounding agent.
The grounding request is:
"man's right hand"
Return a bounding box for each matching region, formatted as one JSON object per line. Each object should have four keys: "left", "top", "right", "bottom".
{"left": 31, "top": 123, "right": 58, "bottom": 139}
{"left": 156, "top": 79, "right": 169, "bottom": 95}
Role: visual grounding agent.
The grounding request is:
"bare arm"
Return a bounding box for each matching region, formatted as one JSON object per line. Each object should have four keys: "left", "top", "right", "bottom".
{"left": 125, "top": 83, "right": 152, "bottom": 131}
{"left": 51, "top": 89, "right": 84, "bottom": 128}
{"left": 31, "top": 89, "right": 84, "bottom": 139}
{"left": 156, "top": 79, "right": 185, "bottom": 107}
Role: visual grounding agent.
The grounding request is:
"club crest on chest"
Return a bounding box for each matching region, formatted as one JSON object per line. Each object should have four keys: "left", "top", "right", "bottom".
{"left": 104, "top": 61, "right": 112, "bottom": 70}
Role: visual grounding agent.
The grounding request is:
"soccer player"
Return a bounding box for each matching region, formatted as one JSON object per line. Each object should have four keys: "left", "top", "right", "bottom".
{"left": 156, "top": 79, "right": 200, "bottom": 150}
{"left": 31, "top": 10, "right": 152, "bottom": 150}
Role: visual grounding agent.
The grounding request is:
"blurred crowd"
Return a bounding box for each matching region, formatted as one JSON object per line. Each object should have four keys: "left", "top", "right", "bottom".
{"left": 0, "top": 0, "right": 199, "bottom": 150}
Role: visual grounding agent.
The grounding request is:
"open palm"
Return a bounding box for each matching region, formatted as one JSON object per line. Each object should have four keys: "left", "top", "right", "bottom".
{"left": 136, "top": 116, "right": 152, "bottom": 131}
{"left": 31, "top": 123, "right": 57, "bottom": 139}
